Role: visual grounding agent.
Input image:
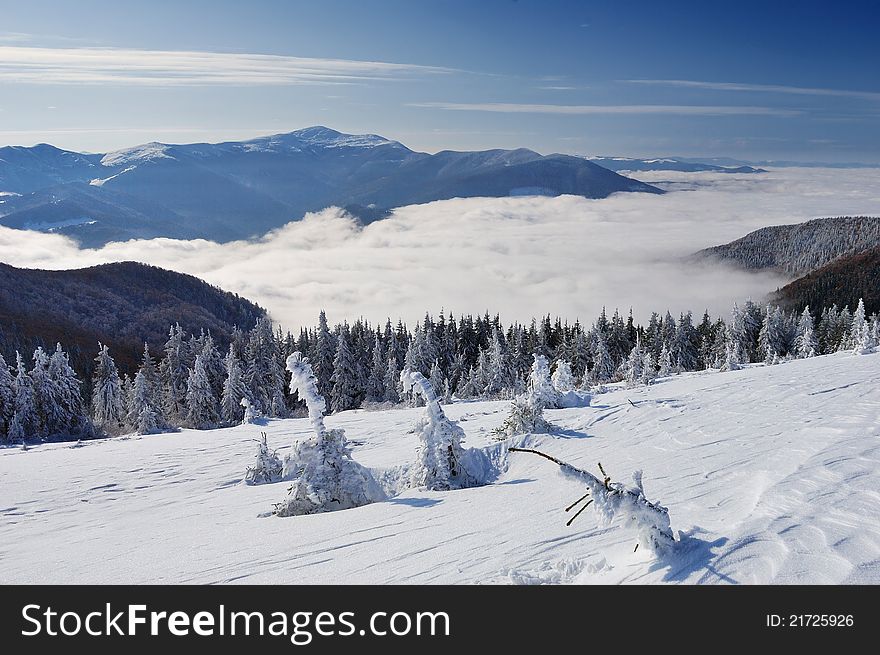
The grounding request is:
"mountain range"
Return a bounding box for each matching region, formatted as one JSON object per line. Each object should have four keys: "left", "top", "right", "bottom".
{"left": 0, "top": 127, "right": 662, "bottom": 246}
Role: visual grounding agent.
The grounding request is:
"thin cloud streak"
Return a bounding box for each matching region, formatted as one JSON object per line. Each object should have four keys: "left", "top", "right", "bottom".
{"left": 0, "top": 46, "right": 455, "bottom": 86}
{"left": 624, "top": 79, "right": 880, "bottom": 101}
{"left": 409, "top": 102, "right": 801, "bottom": 117}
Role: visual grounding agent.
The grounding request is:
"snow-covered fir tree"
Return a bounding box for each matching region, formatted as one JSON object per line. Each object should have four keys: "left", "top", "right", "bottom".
{"left": 850, "top": 298, "right": 873, "bottom": 354}
{"left": 794, "top": 307, "right": 818, "bottom": 358}
{"left": 657, "top": 343, "right": 674, "bottom": 377}
{"left": 128, "top": 370, "right": 163, "bottom": 435}
{"left": 551, "top": 360, "right": 575, "bottom": 393}
{"left": 330, "top": 329, "right": 359, "bottom": 413}
{"left": 590, "top": 329, "right": 615, "bottom": 383}
{"left": 185, "top": 353, "right": 219, "bottom": 429}
{"left": 401, "top": 369, "right": 475, "bottom": 490}
{"left": 383, "top": 355, "right": 400, "bottom": 403}
{"left": 159, "top": 324, "right": 190, "bottom": 425}
{"left": 91, "top": 344, "right": 125, "bottom": 434}
{"left": 220, "top": 345, "right": 248, "bottom": 425}
{"left": 0, "top": 354, "right": 14, "bottom": 440}
{"left": 364, "top": 336, "right": 386, "bottom": 403}
{"left": 624, "top": 338, "right": 645, "bottom": 387}
{"left": 46, "top": 344, "right": 91, "bottom": 438}
{"left": 274, "top": 352, "right": 381, "bottom": 516}
{"left": 428, "top": 360, "right": 446, "bottom": 403}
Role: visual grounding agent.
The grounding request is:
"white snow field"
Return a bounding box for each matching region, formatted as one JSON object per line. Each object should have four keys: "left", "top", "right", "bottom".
{"left": 1, "top": 351, "right": 879, "bottom": 585}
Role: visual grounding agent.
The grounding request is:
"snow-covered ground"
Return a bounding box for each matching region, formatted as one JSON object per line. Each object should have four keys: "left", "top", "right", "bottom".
{"left": 2, "top": 351, "right": 879, "bottom": 584}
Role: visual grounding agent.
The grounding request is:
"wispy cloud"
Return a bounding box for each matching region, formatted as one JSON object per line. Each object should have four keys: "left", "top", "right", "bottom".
{"left": 409, "top": 102, "right": 800, "bottom": 117}
{"left": 0, "top": 46, "right": 453, "bottom": 86}
{"left": 624, "top": 79, "right": 880, "bottom": 101}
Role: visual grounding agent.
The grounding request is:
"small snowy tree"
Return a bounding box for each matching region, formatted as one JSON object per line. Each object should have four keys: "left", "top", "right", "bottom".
{"left": 641, "top": 350, "right": 656, "bottom": 386}
{"left": 850, "top": 299, "right": 874, "bottom": 354}
{"left": 794, "top": 307, "right": 818, "bottom": 358}
{"left": 428, "top": 360, "right": 446, "bottom": 403}
{"left": 624, "top": 339, "right": 645, "bottom": 387}
{"left": 240, "top": 397, "right": 257, "bottom": 424}
{"left": 551, "top": 360, "right": 575, "bottom": 393}
{"left": 244, "top": 432, "right": 283, "bottom": 485}
{"left": 495, "top": 354, "right": 555, "bottom": 439}
{"left": 383, "top": 355, "right": 400, "bottom": 403}
{"left": 401, "top": 369, "right": 476, "bottom": 490}
{"left": 527, "top": 354, "right": 558, "bottom": 409}
{"left": 185, "top": 353, "right": 220, "bottom": 429}
{"left": 274, "top": 353, "right": 381, "bottom": 516}
{"left": 128, "top": 370, "right": 163, "bottom": 435}
{"left": 657, "top": 343, "right": 674, "bottom": 377}
{"left": 590, "top": 331, "right": 615, "bottom": 384}
{"left": 91, "top": 344, "right": 125, "bottom": 434}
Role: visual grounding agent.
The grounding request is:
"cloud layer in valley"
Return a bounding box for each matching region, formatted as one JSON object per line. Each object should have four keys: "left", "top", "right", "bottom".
{"left": 1, "top": 167, "right": 879, "bottom": 330}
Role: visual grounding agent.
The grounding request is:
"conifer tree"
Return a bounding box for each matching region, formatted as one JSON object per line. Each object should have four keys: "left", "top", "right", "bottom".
{"left": 0, "top": 354, "right": 14, "bottom": 440}
{"left": 794, "top": 306, "right": 818, "bottom": 358}
{"left": 221, "top": 345, "right": 248, "bottom": 425}
{"left": 92, "top": 344, "right": 125, "bottom": 434}
{"left": 383, "top": 355, "right": 400, "bottom": 404}
{"left": 185, "top": 353, "right": 219, "bottom": 429}
{"left": 330, "top": 330, "right": 359, "bottom": 413}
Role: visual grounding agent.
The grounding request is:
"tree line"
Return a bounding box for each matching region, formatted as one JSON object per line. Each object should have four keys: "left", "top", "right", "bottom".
{"left": 1, "top": 298, "right": 877, "bottom": 444}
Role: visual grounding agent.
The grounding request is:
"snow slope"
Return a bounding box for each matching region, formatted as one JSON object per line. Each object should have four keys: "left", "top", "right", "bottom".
{"left": 1, "top": 351, "right": 879, "bottom": 584}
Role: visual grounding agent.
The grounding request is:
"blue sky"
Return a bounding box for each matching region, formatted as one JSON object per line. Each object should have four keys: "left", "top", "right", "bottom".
{"left": 1, "top": 0, "right": 878, "bottom": 161}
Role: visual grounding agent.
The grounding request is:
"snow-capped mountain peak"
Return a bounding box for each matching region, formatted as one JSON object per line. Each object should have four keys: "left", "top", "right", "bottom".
{"left": 100, "top": 142, "right": 174, "bottom": 167}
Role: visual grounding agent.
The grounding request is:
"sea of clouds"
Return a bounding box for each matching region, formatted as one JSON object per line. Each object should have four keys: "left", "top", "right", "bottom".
{"left": 1, "top": 166, "right": 878, "bottom": 330}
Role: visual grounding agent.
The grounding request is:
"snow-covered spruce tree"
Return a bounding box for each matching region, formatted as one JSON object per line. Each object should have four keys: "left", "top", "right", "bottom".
{"left": 794, "top": 306, "right": 818, "bottom": 359}
{"left": 657, "top": 343, "right": 674, "bottom": 377}
{"left": 244, "top": 432, "right": 283, "bottom": 485}
{"left": 624, "top": 338, "right": 645, "bottom": 387}
{"left": 400, "top": 369, "right": 476, "bottom": 490}
{"left": 551, "top": 360, "right": 575, "bottom": 393}
{"left": 91, "top": 344, "right": 125, "bottom": 435}
{"left": 185, "top": 353, "right": 220, "bottom": 429}
{"left": 722, "top": 328, "right": 742, "bottom": 372}
{"left": 220, "top": 345, "right": 248, "bottom": 425}
{"left": 0, "top": 354, "right": 14, "bottom": 440}
{"left": 27, "top": 347, "right": 52, "bottom": 438}
{"left": 527, "top": 354, "right": 559, "bottom": 409}
{"left": 8, "top": 353, "right": 36, "bottom": 442}
{"left": 160, "top": 324, "right": 190, "bottom": 425}
{"left": 850, "top": 299, "right": 874, "bottom": 354}
{"left": 364, "top": 336, "right": 386, "bottom": 403}
{"left": 428, "top": 360, "right": 446, "bottom": 404}
{"left": 127, "top": 371, "right": 162, "bottom": 435}
{"left": 590, "top": 330, "right": 615, "bottom": 384}
{"left": 330, "top": 330, "right": 359, "bottom": 413}
{"left": 641, "top": 349, "right": 656, "bottom": 386}
{"left": 274, "top": 352, "right": 381, "bottom": 516}
{"left": 47, "top": 344, "right": 92, "bottom": 438}
{"left": 759, "top": 305, "right": 787, "bottom": 363}
{"left": 311, "top": 311, "right": 336, "bottom": 399}
{"left": 484, "top": 327, "right": 512, "bottom": 397}
{"left": 383, "top": 355, "right": 400, "bottom": 403}
{"left": 244, "top": 317, "right": 287, "bottom": 417}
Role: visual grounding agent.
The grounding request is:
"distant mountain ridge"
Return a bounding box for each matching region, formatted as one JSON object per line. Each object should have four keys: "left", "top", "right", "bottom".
{"left": 0, "top": 127, "right": 662, "bottom": 246}
{"left": 0, "top": 261, "right": 265, "bottom": 381}
{"left": 585, "top": 156, "right": 765, "bottom": 174}
{"left": 694, "top": 216, "right": 880, "bottom": 277}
